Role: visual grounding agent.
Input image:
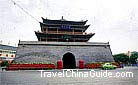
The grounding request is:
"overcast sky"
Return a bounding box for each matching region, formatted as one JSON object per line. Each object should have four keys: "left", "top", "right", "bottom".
{"left": 0, "top": 0, "right": 138, "bottom": 54}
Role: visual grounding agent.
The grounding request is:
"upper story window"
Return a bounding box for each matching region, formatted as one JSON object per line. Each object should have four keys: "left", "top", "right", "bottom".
{"left": 6, "top": 54, "right": 8, "bottom": 57}
{"left": 11, "top": 55, "right": 14, "bottom": 57}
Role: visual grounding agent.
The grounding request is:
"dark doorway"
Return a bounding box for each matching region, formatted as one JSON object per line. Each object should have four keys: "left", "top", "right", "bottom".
{"left": 62, "top": 52, "right": 76, "bottom": 69}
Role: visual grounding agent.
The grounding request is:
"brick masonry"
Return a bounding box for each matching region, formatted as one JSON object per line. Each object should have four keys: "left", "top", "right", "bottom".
{"left": 15, "top": 41, "right": 114, "bottom": 65}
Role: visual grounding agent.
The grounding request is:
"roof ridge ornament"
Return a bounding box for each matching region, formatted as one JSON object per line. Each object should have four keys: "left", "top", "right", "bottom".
{"left": 60, "top": 16, "right": 66, "bottom": 21}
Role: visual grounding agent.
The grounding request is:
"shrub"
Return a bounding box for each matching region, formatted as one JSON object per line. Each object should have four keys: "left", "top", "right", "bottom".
{"left": 0, "top": 61, "right": 9, "bottom": 67}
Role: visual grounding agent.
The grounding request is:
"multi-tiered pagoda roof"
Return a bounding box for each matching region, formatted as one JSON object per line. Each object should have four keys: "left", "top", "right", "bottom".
{"left": 35, "top": 17, "right": 95, "bottom": 42}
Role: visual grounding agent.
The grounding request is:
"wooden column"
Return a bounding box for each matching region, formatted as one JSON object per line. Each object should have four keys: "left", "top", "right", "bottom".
{"left": 73, "top": 29, "right": 74, "bottom": 34}
{"left": 57, "top": 28, "right": 58, "bottom": 34}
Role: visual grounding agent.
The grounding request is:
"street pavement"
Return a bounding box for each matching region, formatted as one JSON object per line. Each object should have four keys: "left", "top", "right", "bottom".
{"left": 0, "top": 67, "right": 138, "bottom": 85}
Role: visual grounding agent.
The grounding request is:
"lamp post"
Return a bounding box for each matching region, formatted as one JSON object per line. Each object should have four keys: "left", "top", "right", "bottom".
{"left": 127, "top": 51, "right": 131, "bottom": 66}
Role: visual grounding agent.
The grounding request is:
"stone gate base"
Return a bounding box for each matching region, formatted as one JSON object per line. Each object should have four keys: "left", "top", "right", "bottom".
{"left": 15, "top": 41, "right": 114, "bottom": 66}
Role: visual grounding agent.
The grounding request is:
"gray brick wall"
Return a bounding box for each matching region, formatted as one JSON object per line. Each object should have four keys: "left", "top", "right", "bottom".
{"left": 15, "top": 41, "right": 114, "bottom": 65}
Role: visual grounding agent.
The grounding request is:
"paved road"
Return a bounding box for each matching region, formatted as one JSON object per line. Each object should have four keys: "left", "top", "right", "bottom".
{"left": 1, "top": 67, "right": 138, "bottom": 85}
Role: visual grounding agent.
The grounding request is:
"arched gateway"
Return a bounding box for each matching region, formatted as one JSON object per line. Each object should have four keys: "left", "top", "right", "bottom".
{"left": 62, "top": 52, "right": 76, "bottom": 69}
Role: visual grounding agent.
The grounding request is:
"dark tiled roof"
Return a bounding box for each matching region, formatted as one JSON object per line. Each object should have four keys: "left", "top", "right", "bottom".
{"left": 35, "top": 31, "right": 94, "bottom": 42}
{"left": 42, "top": 17, "right": 87, "bottom": 25}
{"left": 0, "top": 44, "right": 17, "bottom": 51}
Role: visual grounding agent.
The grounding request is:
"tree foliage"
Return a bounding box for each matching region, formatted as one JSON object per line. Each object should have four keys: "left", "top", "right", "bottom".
{"left": 113, "top": 53, "right": 129, "bottom": 64}
{"left": 113, "top": 52, "right": 138, "bottom": 64}
{"left": 129, "top": 53, "right": 138, "bottom": 64}
{"left": 0, "top": 61, "right": 9, "bottom": 67}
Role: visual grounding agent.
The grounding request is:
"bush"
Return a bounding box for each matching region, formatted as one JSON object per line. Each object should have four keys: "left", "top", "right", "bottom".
{"left": 0, "top": 61, "right": 9, "bottom": 67}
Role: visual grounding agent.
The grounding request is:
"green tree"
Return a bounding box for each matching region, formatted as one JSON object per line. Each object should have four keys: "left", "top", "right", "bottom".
{"left": 0, "top": 61, "right": 9, "bottom": 67}
{"left": 129, "top": 53, "right": 138, "bottom": 64}
{"left": 113, "top": 53, "right": 129, "bottom": 64}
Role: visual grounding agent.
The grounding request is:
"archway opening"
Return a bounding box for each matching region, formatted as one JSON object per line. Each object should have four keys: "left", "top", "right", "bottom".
{"left": 62, "top": 52, "right": 76, "bottom": 69}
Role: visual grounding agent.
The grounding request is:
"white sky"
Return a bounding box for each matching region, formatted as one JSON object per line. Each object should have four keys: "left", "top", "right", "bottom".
{"left": 0, "top": 0, "right": 138, "bottom": 54}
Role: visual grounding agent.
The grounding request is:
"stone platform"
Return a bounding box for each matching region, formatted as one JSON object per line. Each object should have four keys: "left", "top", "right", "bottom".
{"left": 15, "top": 41, "right": 114, "bottom": 65}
